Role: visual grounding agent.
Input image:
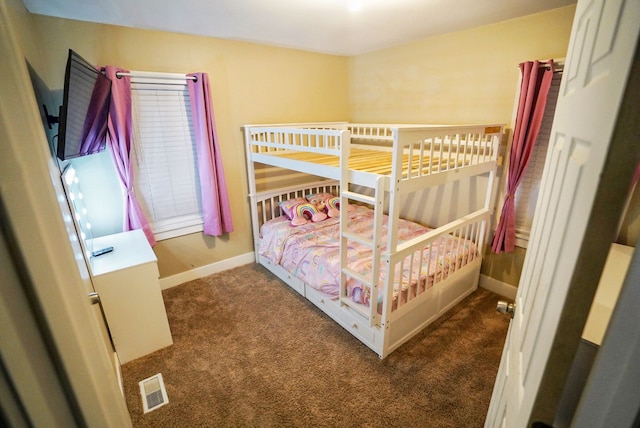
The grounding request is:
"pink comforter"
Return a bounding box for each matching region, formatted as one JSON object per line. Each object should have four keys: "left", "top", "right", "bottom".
{"left": 259, "top": 206, "right": 476, "bottom": 312}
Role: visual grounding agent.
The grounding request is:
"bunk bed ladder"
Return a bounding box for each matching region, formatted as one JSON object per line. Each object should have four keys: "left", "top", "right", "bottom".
{"left": 338, "top": 174, "right": 387, "bottom": 328}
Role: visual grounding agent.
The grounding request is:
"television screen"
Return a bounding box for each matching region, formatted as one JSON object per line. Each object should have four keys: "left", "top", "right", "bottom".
{"left": 57, "top": 49, "right": 112, "bottom": 161}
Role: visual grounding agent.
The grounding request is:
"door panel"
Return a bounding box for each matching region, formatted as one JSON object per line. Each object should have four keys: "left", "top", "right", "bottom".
{"left": 485, "top": 0, "right": 640, "bottom": 425}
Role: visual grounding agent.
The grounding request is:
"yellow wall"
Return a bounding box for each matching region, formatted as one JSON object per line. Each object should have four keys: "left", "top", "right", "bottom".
{"left": 30, "top": 15, "right": 350, "bottom": 278}
{"left": 349, "top": 5, "right": 576, "bottom": 126}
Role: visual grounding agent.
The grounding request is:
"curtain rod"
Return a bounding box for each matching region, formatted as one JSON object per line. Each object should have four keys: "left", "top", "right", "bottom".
{"left": 538, "top": 59, "right": 564, "bottom": 73}
{"left": 115, "top": 71, "right": 197, "bottom": 82}
{"left": 518, "top": 63, "right": 564, "bottom": 73}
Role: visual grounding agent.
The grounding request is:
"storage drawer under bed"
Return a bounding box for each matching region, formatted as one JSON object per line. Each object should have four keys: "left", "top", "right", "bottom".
{"left": 304, "top": 285, "right": 379, "bottom": 349}
{"left": 258, "top": 256, "right": 306, "bottom": 296}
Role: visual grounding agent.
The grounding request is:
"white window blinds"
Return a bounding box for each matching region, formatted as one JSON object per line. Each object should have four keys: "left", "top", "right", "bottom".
{"left": 513, "top": 70, "right": 562, "bottom": 247}
{"left": 130, "top": 76, "right": 203, "bottom": 241}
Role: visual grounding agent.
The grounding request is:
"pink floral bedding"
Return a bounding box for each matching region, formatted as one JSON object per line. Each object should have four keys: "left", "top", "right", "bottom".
{"left": 259, "top": 205, "right": 477, "bottom": 312}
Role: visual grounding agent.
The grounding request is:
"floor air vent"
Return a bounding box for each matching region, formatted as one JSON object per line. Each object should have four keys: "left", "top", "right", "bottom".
{"left": 139, "top": 373, "right": 169, "bottom": 413}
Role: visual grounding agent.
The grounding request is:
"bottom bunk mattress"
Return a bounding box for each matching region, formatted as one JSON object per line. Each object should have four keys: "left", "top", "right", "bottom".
{"left": 259, "top": 205, "right": 478, "bottom": 313}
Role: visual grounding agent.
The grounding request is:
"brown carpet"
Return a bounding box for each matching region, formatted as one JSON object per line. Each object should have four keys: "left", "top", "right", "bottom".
{"left": 122, "top": 263, "right": 509, "bottom": 427}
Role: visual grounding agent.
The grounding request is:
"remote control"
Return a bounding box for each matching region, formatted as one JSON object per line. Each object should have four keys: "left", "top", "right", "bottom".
{"left": 91, "top": 246, "right": 114, "bottom": 257}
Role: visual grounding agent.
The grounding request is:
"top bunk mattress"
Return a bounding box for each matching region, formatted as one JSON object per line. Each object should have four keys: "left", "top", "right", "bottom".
{"left": 264, "top": 147, "right": 471, "bottom": 177}
{"left": 245, "top": 123, "right": 503, "bottom": 186}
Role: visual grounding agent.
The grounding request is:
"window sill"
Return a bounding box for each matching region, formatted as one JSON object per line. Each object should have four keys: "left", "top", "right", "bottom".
{"left": 153, "top": 224, "right": 204, "bottom": 241}
{"left": 515, "top": 231, "right": 530, "bottom": 249}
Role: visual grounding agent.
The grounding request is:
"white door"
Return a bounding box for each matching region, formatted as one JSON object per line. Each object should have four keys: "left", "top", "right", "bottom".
{"left": 485, "top": 0, "right": 640, "bottom": 426}
{"left": 0, "top": 4, "right": 131, "bottom": 425}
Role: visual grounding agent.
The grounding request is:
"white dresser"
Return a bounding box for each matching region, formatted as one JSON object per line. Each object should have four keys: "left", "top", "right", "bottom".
{"left": 87, "top": 229, "right": 173, "bottom": 364}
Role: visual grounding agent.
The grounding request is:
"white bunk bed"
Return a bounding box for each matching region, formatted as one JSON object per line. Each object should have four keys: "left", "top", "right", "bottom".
{"left": 243, "top": 122, "right": 503, "bottom": 358}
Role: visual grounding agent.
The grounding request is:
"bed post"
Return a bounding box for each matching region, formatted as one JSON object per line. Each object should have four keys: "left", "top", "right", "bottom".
{"left": 243, "top": 125, "right": 261, "bottom": 262}
{"left": 478, "top": 127, "right": 504, "bottom": 257}
{"left": 386, "top": 127, "right": 404, "bottom": 252}
{"left": 338, "top": 129, "right": 351, "bottom": 306}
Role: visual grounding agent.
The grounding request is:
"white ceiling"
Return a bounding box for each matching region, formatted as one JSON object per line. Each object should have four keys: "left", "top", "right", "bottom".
{"left": 23, "top": 0, "right": 575, "bottom": 56}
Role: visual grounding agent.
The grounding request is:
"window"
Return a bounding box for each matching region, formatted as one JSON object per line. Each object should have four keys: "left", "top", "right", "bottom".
{"left": 513, "top": 69, "right": 562, "bottom": 248}
{"left": 130, "top": 74, "right": 202, "bottom": 241}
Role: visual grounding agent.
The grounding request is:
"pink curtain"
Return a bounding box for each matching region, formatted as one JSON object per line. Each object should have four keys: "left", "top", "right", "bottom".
{"left": 492, "top": 60, "right": 554, "bottom": 253}
{"left": 104, "top": 66, "right": 156, "bottom": 246}
{"left": 79, "top": 72, "right": 111, "bottom": 156}
{"left": 187, "top": 73, "right": 234, "bottom": 236}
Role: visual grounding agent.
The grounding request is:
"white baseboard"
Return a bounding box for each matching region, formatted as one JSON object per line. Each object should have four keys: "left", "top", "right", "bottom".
{"left": 478, "top": 274, "right": 517, "bottom": 300}
{"left": 159, "top": 252, "right": 256, "bottom": 290}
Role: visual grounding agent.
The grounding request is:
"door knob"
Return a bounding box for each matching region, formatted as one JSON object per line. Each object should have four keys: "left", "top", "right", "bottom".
{"left": 497, "top": 300, "right": 516, "bottom": 318}
{"left": 88, "top": 291, "right": 100, "bottom": 305}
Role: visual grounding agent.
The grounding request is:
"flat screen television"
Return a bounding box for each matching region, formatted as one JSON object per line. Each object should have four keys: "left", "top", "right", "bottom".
{"left": 54, "top": 49, "right": 112, "bottom": 161}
